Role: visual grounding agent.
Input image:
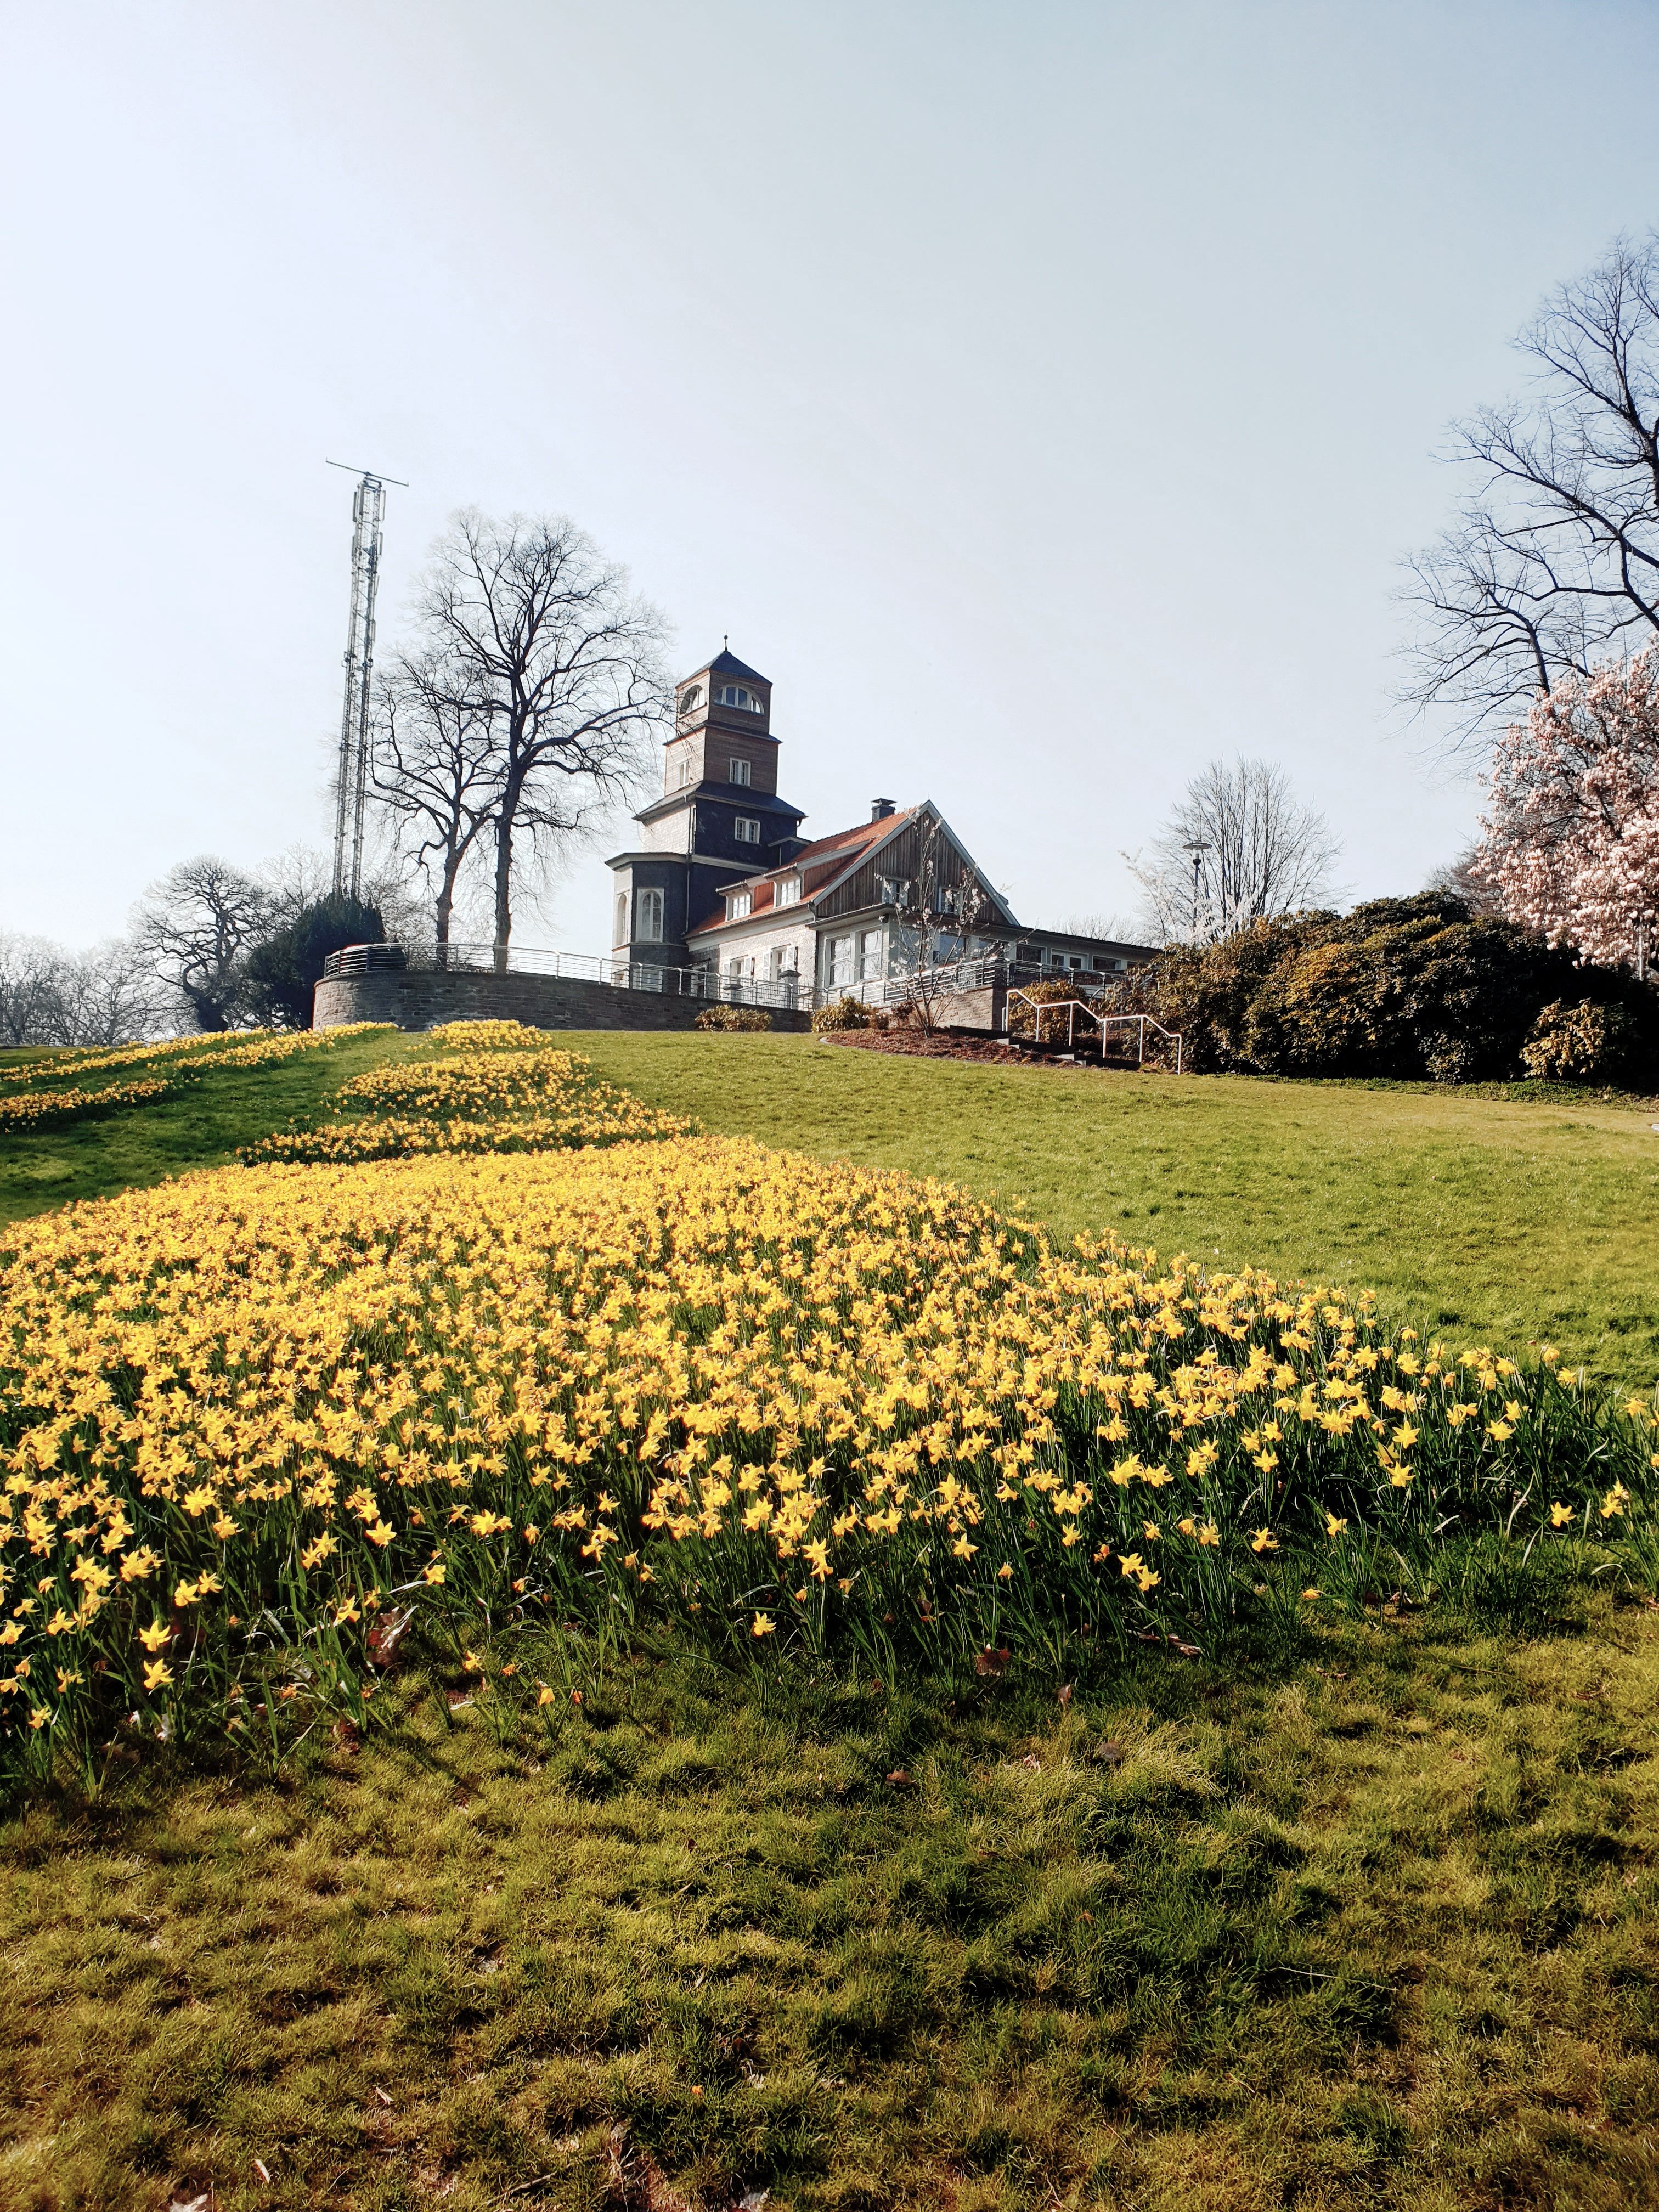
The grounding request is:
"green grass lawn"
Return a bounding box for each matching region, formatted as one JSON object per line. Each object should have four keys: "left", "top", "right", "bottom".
{"left": 5, "top": 1030, "right": 1659, "bottom": 2210}
{"left": 5, "top": 1610, "right": 1658, "bottom": 2212}
{"left": 574, "top": 1035, "right": 1659, "bottom": 1389}
{"left": 0, "top": 1030, "right": 410, "bottom": 1224}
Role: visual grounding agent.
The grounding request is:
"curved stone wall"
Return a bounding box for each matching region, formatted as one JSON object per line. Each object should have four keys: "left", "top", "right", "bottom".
{"left": 312, "top": 967, "right": 812, "bottom": 1034}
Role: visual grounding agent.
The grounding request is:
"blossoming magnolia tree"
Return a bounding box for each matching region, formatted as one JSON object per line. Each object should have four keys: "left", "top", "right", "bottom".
{"left": 1474, "top": 649, "right": 1659, "bottom": 971}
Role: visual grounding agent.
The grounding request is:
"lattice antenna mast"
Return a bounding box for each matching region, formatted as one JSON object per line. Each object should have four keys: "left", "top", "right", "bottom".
{"left": 326, "top": 462, "right": 407, "bottom": 898}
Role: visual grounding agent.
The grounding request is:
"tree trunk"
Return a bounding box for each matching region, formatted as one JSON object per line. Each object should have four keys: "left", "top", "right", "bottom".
{"left": 493, "top": 808, "right": 514, "bottom": 973}
{"left": 435, "top": 866, "right": 454, "bottom": 968}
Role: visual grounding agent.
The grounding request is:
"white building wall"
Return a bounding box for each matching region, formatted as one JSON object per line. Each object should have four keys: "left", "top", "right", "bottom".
{"left": 696, "top": 909, "right": 820, "bottom": 1000}
{"left": 637, "top": 811, "right": 693, "bottom": 854}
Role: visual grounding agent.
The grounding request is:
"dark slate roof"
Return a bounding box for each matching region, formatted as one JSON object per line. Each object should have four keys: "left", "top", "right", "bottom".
{"left": 635, "top": 785, "right": 805, "bottom": 826}
{"left": 701, "top": 647, "right": 769, "bottom": 684}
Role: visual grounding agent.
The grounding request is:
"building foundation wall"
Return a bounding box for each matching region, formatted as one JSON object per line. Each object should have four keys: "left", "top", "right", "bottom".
{"left": 313, "top": 968, "right": 814, "bottom": 1034}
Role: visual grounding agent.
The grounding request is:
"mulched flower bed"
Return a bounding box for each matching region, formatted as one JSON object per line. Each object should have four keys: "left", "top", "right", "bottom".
{"left": 822, "top": 1029, "right": 1057, "bottom": 1064}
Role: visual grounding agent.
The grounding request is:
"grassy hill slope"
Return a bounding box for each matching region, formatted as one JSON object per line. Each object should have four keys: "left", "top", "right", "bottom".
{"left": 5, "top": 1029, "right": 1658, "bottom": 1384}
{"left": 3, "top": 1032, "right": 1659, "bottom": 2210}
{"left": 582, "top": 1035, "right": 1659, "bottom": 1388}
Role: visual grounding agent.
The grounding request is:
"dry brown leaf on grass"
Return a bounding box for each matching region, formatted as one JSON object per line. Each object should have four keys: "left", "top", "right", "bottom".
{"left": 367, "top": 1605, "right": 417, "bottom": 1668}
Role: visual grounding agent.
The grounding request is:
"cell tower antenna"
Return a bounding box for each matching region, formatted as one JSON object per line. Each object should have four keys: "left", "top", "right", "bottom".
{"left": 326, "top": 462, "right": 407, "bottom": 899}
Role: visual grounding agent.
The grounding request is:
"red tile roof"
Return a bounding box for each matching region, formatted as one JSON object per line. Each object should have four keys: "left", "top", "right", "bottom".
{"left": 687, "top": 809, "right": 914, "bottom": 939}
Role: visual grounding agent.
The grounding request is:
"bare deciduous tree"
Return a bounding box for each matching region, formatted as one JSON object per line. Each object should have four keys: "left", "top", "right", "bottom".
{"left": 132, "top": 857, "right": 273, "bottom": 1031}
{"left": 1423, "top": 847, "right": 1503, "bottom": 917}
{"left": 890, "top": 811, "right": 995, "bottom": 1032}
{"left": 371, "top": 650, "right": 500, "bottom": 953}
{"left": 1126, "top": 759, "right": 1340, "bottom": 945}
{"left": 1403, "top": 233, "right": 1659, "bottom": 750}
{"left": 56, "top": 941, "right": 164, "bottom": 1044}
{"left": 0, "top": 934, "right": 161, "bottom": 1047}
{"left": 1061, "top": 910, "right": 1137, "bottom": 942}
{"left": 398, "top": 512, "right": 671, "bottom": 963}
{"left": 0, "top": 936, "right": 70, "bottom": 1047}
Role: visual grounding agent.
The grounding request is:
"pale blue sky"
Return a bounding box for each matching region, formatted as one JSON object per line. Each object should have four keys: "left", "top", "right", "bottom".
{"left": 5, "top": 1, "right": 1659, "bottom": 952}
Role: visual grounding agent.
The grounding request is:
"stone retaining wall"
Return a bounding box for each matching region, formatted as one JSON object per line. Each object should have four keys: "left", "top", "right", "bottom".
{"left": 313, "top": 968, "right": 814, "bottom": 1035}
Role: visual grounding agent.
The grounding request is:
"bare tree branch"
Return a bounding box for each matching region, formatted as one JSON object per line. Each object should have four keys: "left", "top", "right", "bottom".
{"left": 0, "top": 934, "right": 168, "bottom": 1047}
{"left": 1125, "top": 758, "right": 1340, "bottom": 944}
{"left": 371, "top": 650, "right": 500, "bottom": 951}
{"left": 395, "top": 512, "right": 672, "bottom": 962}
{"left": 1403, "top": 233, "right": 1659, "bottom": 751}
{"left": 131, "top": 857, "right": 273, "bottom": 1032}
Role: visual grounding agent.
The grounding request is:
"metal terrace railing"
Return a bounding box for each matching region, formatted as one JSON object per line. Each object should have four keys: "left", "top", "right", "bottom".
{"left": 321, "top": 940, "right": 815, "bottom": 1011}
{"left": 319, "top": 944, "right": 1172, "bottom": 1045}
{"left": 1005, "top": 989, "right": 1184, "bottom": 1073}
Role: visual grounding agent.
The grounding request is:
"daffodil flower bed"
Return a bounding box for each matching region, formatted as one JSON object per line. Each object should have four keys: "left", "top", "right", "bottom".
{"left": 2, "top": 1120, "right": 1655, "bottom": 1790}
{"left": 0, "top": 1024, "right": 394, "bottom": 1130}
{"left": 240, "top": 1031, "right": 692, "bottom": 1163}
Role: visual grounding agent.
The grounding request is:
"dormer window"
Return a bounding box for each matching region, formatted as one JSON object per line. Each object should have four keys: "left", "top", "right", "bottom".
{"left": 678, "top": 684, "right": 703, "bottom": 715}
{"left": 774, "top": 874, "right": 802, "bottom": 906}
{"left": 716, "top": 684, "right": 764, "bottom": 712}
{"left": 727, "top": 758, "right": 752, "bottom": 786}
{"left": 726, "top": 890, "right": 753, "bottom": 920}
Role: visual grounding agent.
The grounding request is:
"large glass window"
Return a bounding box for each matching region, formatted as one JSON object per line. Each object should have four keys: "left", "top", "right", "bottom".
{"left": 636, "top": 888, "right": 665, "bottom": 943}
{"left": 716, "top": 684, "right": 764, "bottom": 712}
{"left": 828, "top": 935, "right": 854, "bottom": 988}
{"left": 858, "top": 929, "right": 883, "bottom": 981}
{"left": 614, "top": 893, "right": 627, "bottom": 946}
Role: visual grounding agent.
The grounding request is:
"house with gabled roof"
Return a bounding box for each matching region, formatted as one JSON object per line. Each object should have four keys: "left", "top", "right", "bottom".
{"left": 606, "top": 647, "right": 1154, "bottom": 1007}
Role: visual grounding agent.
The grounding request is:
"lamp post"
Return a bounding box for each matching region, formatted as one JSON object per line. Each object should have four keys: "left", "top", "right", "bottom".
{"left": 1183, "top": 840, "right": 1211, "bottom": 943}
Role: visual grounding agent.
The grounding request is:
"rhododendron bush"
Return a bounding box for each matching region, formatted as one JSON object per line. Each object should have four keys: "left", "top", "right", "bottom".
{"left": 1100, "top": 898, "right": 1656, "bottom": 1082}
{"left": 1474, "top": 650, "right": 1659, "bottom": 969}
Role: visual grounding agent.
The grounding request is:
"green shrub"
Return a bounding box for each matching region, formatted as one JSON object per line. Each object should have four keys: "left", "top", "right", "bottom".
{"left": 812, "top": 995, "right": 870, "bottom": 1034}
{"left": 1520, "top": 998, "right": 1642, "bottom": 1082}
{"left": 1102, "top": 896, "right": 1659, "bottom": 1083}
{"left": 1008, "top": 976, "right": 1099, "bottom": 1042}
{"left": 691, "top": 1003, "right": 771, "bottom": 1032}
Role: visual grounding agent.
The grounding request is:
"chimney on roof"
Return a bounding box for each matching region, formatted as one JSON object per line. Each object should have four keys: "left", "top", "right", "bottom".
{"left": 871, "top": 797, "right": 895, "bottom": 820}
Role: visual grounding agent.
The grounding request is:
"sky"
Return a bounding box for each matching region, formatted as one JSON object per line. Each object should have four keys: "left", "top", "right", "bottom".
{"left": 5, "top": 0, "right": 1659, "bottom": 955}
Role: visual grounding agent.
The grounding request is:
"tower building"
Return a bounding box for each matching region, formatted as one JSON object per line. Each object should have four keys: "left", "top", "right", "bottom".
{"left": 606, "top": 648, "right": 807, "bottom": 968}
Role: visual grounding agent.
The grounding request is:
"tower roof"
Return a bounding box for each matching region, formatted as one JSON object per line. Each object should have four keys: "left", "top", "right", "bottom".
{"left": 699, "top": 647, "right": 769, "bottom": 685}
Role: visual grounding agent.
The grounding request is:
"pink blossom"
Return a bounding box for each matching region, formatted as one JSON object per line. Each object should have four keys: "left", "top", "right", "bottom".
{"left": 1472, "top": 651, "right": 1659, "bottom": 970}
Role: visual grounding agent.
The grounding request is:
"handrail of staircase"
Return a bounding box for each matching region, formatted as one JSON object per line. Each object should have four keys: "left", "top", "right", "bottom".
{"left": 1004, "top": 989, "right": 1183, "bottom": 1075}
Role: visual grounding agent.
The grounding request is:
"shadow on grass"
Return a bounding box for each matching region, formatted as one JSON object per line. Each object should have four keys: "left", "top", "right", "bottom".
{"left": 6, "top": 1588, "right": 1659, "bottom": 2210}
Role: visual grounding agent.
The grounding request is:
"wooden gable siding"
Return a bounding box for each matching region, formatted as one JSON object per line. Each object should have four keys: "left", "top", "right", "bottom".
{"left": 814, "top": 818, "right": 922, "bottom": 922}
{"left": 815, "top": 817, "right": 999, "bottom": 923}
